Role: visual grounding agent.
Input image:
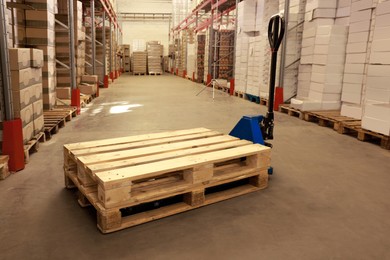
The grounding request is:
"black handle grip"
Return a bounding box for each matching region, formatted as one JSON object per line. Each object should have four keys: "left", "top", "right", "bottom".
{"left": 268, "top": 14, "right": 285, "bottom": 52}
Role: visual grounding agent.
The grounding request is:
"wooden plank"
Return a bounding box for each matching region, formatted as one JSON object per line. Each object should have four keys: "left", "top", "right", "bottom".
{"left": 72, "top": 131, "right": 224, "bottom": 156}
{"left": 65, "top": 127, "right": 212, "bottom": 150}
{"left": 97, "top": 144, "right": 270, "bottom": 187}
{"left": 78, "top": 135, "right": 240, "bottom": 165}
{"left": 86, "top": 140, "right": 251, "bottom": 173}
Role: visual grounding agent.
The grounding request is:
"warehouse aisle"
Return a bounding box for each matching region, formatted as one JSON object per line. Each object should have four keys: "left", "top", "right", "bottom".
{"left": 1, "top": 74, "right": 390, "bottom": 259}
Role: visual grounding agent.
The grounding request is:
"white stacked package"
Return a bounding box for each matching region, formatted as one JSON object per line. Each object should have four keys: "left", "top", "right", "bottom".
{"left": 362, "top": 1, "right": 390, "bottom": 136}
{"left": 335, "top": 0, "right": 351, "bottom": 26}
{"left": 279, "top": 0, "right": 306, "bottom": 101}
{"left": 292, "top": 0, "right": 346, "bottom": 111}
{"left": 238, "top": 0, "right": 257, "bottom": 32}
{"left": 340, "top": 1, "right": 374, "bottom": 119}
{"left": 234, "top": 30, "right": 251, "bottom": 93}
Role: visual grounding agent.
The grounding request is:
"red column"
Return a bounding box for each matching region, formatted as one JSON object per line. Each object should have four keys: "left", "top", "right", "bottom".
{"left": 183, "top": 70, "right": 186, "bottom": 78}
{"left": 71, "top": 88, "right": 81, "bottom": 115}
{"left": 104, "top": 75, "right": 109, "bottom": 88}
{"left": 274, "top": 87, "right": 284, "bottom": 111}
{"left": 207, "top": 74, "right": 212, "bottom": 86}
{"left": 192, "top": 72, "right": 195, "bottom": 82}
{"left": 2, "top": 119, "right": 25, "bottom": 172}
{"left": 229, "top": 78, "right": 235, "bottom": 96}
{"left": 96, "top": 83, "right": 99, "bottom": 97}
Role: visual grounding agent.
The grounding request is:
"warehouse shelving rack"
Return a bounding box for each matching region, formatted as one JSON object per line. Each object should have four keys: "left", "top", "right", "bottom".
{"left": 171, "top": 0, "right": 238, "bottom": 95}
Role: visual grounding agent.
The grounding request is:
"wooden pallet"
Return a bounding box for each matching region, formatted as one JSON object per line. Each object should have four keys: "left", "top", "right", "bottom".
{"left": 234, "top": 91, "right": 246, "bottom": 99}
{"left": 304, "top": 111, "right": 389, "bottom": 149}
{"left": 24, "top": 132, "right": 46, "bottom": 163}
{"left": 63, "top": 128, "right": 271, "bottom": 233}
{"left": 133, "top": 73, "right": 146, "bottom": 76}
{"left": 259, "top": 98, "right": 268, "bottom": 106}
{"left": 44, "top": 106, "right": 77, "bottom": 139}
{"left": 304, "top": 111, "right": 357, "bottom": 131}
{"left": 337, "top": 121, "right": 390, "bottom": 149}
{"left": 80, "top": 95, "right": 92, "bottom": 107}
{"left": 148, "top": 72, "right": 162, "bottom": 76}
{"left": 279, "top": 104, "right": 306, "bottom": 119}
{"left": 245, "top": 94, "right": 260, "bottom": 104}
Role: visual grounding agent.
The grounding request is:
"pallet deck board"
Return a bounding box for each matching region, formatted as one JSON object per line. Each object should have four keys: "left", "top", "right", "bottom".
{"left": 64, "top": 128, "right": 271, "bottom": 233}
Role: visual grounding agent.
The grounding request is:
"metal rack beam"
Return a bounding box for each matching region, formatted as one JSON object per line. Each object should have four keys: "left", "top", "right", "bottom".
{"left": 0, "top": 0, "right": 13, "bottom": 120}
{"left": 91, "top": 0, "right": 96, "bottom": 75}
{"left": 68, "top": 0, "right": 76, "bottom": 89}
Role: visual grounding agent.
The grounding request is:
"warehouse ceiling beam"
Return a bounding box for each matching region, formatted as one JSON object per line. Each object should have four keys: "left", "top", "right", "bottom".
{"left": 119, "top": 12, "right": 172, "bottom": 21}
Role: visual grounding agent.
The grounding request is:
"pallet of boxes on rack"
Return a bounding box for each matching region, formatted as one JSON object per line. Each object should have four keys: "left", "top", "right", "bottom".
{"left": 147, "top": 41, "right": 163, "bottom": 75}
{"left": 186, "top": 29, "right": 196, "bottom": 81}
{"left": 215, "top": 30, "right": 235, "bottom": 91}
{"left": 178, "top": 31, "right": 188, "bottom": 77}
{"left": 24, "top": 0, "right": 58, "bottom": 110}
{"left": 123, "top": 44, "right": 130, "bottom": 73}
{"left": 55, "top": 0, "right": 86, "bottom": 101}
{"left": 196, "top": 34, "right": 206, "bottom": 83}
{"left": 9, "top": 48, "right": 45, "bottom": 159}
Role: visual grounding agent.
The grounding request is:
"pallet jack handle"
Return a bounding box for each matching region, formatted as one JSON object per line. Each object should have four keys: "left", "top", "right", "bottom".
{"left": 262, "top": 14, "right": 285, "bottom": 141}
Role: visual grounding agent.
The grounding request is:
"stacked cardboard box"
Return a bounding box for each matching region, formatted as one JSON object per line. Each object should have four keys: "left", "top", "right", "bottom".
{"left": 132, "top": 52, "right": 147, "bottom": 74}
{"left": 147, "top": 41, "right": 163, "bottom": 75}
{"left": 196, "top": 34, "right": 206, "bottom": 83}
{"left": 123, "top": 44, "right": 130, "bottom": 72}
{"left": 218, "top": 30, "right": 235, "bottom": 80}
{"left": 79, "top": 75, "right": 98, "bottom": 95}
{"left": 55, "top": 0, "right": 84, "bottom": 99}
{"left": 291, "top": 0, "right": 347, "bottom": 111}
{"left": 361, "top": 1, "right": 390, "bottom": 135}
{"left": 278, "top": 0, "right": 306, "bottom": 101}
{"left": 9, "top": 48, "right": 44, "bottom": 144}
{"left": 178, "top": 31, "right": 188, "bottom": 77}
{"left": 340, "top": 1, "right": 374, "bottom": 119}
{"left": 25, "top": 0, "right": 58, "bottom": 110}
{"left": 187, "top": 43, "right": 196, "bottom": 79}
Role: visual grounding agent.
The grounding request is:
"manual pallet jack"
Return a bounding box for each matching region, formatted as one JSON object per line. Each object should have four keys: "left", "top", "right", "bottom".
{"left": 230, "top": 14, "right": 285, "bottom": 174}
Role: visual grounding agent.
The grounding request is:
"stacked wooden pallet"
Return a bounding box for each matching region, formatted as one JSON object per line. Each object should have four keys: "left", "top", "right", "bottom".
{"left": 63, "top": 128, "right": 271, "bottom": 233}
{"left": 132, "top": 51, "right": 147, "bottom": 75}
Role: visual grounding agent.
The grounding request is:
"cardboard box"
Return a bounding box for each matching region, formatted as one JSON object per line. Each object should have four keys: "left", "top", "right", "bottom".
{"left": 22, "top": 121, "right": 34, "bottom": 144}
{"left": 31, "top": 49, "right": 44, "bottom": 68}
{"left": 346, "top": 53, "right": 367, "bottom": 64}
{"left": 362, "top": 116, "right": 390, "bottom": 135}
{"left": 371, "top": 39, "right": 390, "bottom": 52}
{"left": 367, "top": 64, "right": 390, "bottom": 76}
{"left": 343, "top": 73, "right": 364, "bottom": 84}
{"left": 42, "top": 76, "right": 57, "bottom": 93}
{"left": 9, "top": 48, "right": 31, "bottom": 70}
{"left": 31, "top": 84, "right": 43, "bottom": 101}
{"left": 11, "top": 68, "right": 32, "bottom": 90}
{"left": 36, "top": 46, "right": 56, "bottom": 62}
{"left": 350, "top": 9, "right": 372, "bottom": 23}
{"left": 31, "top": 68, "right": 43, "bottom": 85}
{"left": 25, "top": 10, "right": 55, "bottom": 30}
{"left": 344, "top": 63, "right": 365, "bottom": 74}
{"left": 25, "top": 28, "right": 55, "bottom": 46}
{"left": 32, "top": 99, "right": 43, "bottom": 119}
{"left": 33, "top": 115, "right": 44, "bottom": 136}
{"left": 346, "top": 42, "right": 368, "bottom": 53}
{"left": 24, "top": 0, "right": 58, "bottom": 13}
{"left": 43, "top": 92, "right": 56, "bottom": 110}
{"left": 312, "top": 64, "right": 344, "bottom": 74}
{"left": 310, "top": 81, "right": 343, "bottom": 93}
{"left": 311, "top": 72, "right": 343, "bottom": 84}
{"left": 351, "top": 0, "right": 373, "bottom": 12}
{"left": 81, "top": 75, "right": 98, "bottom": 84}
{"left": 56, "top": 87, "right": 71, "bottom": 99}
{"left": 370, "top": 52, "right": 390, "bottom": 65}
{"left": 376, "top": 0, "right": 390, "bottom": 16}
{"left": 341, "top": 103, "right": 363, "bottom": 119}
{"left": 0, "top": 155, "right": 10, "bottom": 180}
{"left": 365, "top": 88, "right": 390, "bottom": 103}
{"left": 14, "top": 104, "right": 33, "bottom": 127}
{"left": 309, "top": 90, "right": 341, "bottom": 101}
{"left": 366, "top": 76, "right": 390, "bottom": 90}
{"left": 12, "top": 85, "right": 34, "bottom": 112}
{"left": 375, "top": 14, "right": 390, "bottom": 27}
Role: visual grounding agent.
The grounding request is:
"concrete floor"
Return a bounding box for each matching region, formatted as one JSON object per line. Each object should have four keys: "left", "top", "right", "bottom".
{"left": 1, "top": 74, "right": 390, "bottom": 259}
